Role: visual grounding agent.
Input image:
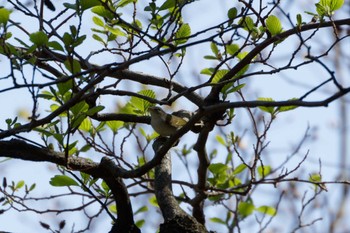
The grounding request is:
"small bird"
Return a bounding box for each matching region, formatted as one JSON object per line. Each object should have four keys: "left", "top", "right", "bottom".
{"left": 148, "top": 106, "right": 203, "bottom": 137}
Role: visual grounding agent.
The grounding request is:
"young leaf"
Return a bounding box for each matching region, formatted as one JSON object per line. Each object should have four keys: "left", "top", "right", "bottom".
{"left": 215, "top": 135, "right": 226, "bottom": 146}
{"left": 159, "top": 0, "right": 176, "bottom": 11}
{"left": 50, "top": 175, "right": 79, "bottom": 187}
{"left": 256, "top": 205, "right": 277, "bottom": 216}
{"left": 210, "top": 217, "right": 226, "bottom": 224}
{"left": 226, "top": 43, "right": 240, "bottom": 56}
{"left": 79, "top": 117, "right": 92, "bottom": 132}
{"left": 30, "top": 31, "right": 49, "bottom": 46}
{"left": 238, "top": 201, "right": 255, "bottom": 218}
{"left": 0, "top": 8, "right": 11, "bottom": 25}
{"left": 266, "top": 15, "right": 283, "bottom": 36}
{"left": 130, "top": 89, "right": 156, "bottom": 113}
{"left": 134, "top": 206, "right": 148, "bottom": 215}
{"left": 233, "top": 164, "right": 247, "bottom": 175}
{"left": 15, "top": 180, "right": 25, "bottom": 190}
{"left": 257, "top": 97, "right": 275, "bottom": 114}
{"left": 211, "top": 69, "right": 229, "bottom": 84}
{"left": 92, "top": 16, "right": 104, "bottom": 27}
{"left": 106, "top": 121, "right": 123, "bottom": 133}
{"left": 209, "top": 163, "right": 228, "bottom": 174}
{"left": 239, "top": 16, "right": 255, "bottom": 31}
{"left": 175, "top": 23, "right": 191, "bottom": 45}
{"left": 210, "top": 42, "right": 219, "bottom": 56}
{"left": 257, "top": 165, "right": 271, "bottom": 178}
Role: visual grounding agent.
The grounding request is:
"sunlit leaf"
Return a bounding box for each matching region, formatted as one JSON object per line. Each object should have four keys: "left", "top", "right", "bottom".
{"left": 266, "top": 15, "right": 283, "bottom": 35}
{"left": 257, "top": 165, "right": 271, "bottom": 178}
{"left": 106, "top": 121, "right": 124, "bottom": 133}
{"left": 93, "top": 16, "right": 104, "bottom": 27}
{"left": 175, "top": 23, "right": 191, "bottom": 45}
{"left": 0, "top": 8, "right": 11, "bottom": 25}
{"left": 15, "top": 180, "right": 25, "bottom": 190}
{"left": 257, "top": 97, "right": 275, "bottom": 113}
{"left": 233, "top": 164, "right": 247, "bottom": 175}
{"left": 238, "top": 201, "right": 255, "bottom": 218}
{"left": 210, "top": 217, "right": 226, "bottom": 224}
{"left": 50, "top": 175, "right": 79, "bottom": 187}
{"left": 256, "top": 205, "right": 277, "bottom": 216}
{"left": 209, "top": 163, "right": 228, "bottom": 174}
{"left": 79, "top": 117, "right": 92, "bottom": 132}
{"left": 211, "top": 69, "right": 229, "bottom": 84}
{"left": 130, "top": 89, "right": 156, "bottom": 114}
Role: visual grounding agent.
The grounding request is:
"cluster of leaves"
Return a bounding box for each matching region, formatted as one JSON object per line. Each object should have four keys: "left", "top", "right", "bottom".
{"left": 0, "top": 0, "right": 347, "bottom": 232}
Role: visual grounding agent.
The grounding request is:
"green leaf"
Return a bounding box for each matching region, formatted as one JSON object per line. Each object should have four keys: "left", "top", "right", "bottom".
{"left": 211, "top": 69, "right": 229, "bottom": 84}
{"left": 329, "top": 0, "right": 344, "bottom": 11}
{"left": 135, "top": 219, "right": 145, "bottom": 228}
{"left": 0, "top": 8, "right": 11, "bottom": 25}
{"left": 209, "top": 163, "right": 228, "bottom": 174}
{"left": 71, "top": 114, "right": 87, "bottom": 129}
{"left": 29, "top": 31, "right": 49, "bottom": 46}
{"left": 109, "top": 204, "right": 117, "bottom": 213}
{"left": 50, "top": 175, "right": 79, "bottom": 187}
{"left": 105, "top": 25, "right": 126, "bottom": 37}
{"left": 106, "top": 121, "right": 124, "bottom": 133}
{"left": 15, "top": 180, "right": 25, "bottom": 190}
{"left": 70, "top": 101, "right": 89, "bottom": 116}
{"left": 277, "top": 98, "right": 299, "bottom": 112}
{"left": 28, "top": 183, "right": 36, "bottom": 191}
{"left": 48, "top": 41, "right": 64, "bottom": 51}
{"left": 256, "top": 205, "right": 277, "bottom": 216}
{"left": 134, "top": 206, "right": 148, "bottom": 215}
{"left": 130, "top": 89, "right": 156, "bottom": 114}
{"left": 79, "top": 117, "right": 92, "bottom": 132}
{"left": 215, "top": 135, "right": 226, "bottom": 146}
{"left": 86, "top": 105, "right": 105, "bottom": 116}
{"left": 210, "top": 42, "right": 219, "bottom": 56}
{"left": 92, "top": 16, "right": 104, "bottom": 27}
{"left": 257, "top": 97, "right": 275, "bottom": 113}
{"left": 149, "top": 195, "right": 159, "bottom": 207}
{"left": 200, "top": 68, "right": 214, "bottom": 75}
{"left": 57, "top": 79, "right": 73, "bottom": 96}
{"left": 117, "top": 0, "right": 137, "bottom": 8}
{"left": 239, "top": 16, "right": 255, "bottom": 31}
{"left": 296, "top": 14, "right": 303, "bottom": 27}
{"left": 92, "top": 34, "right": 105, "bottom": 44}
{"left": 210, "top": 217, "right": 226, "bottom": 224}
{"left": 238, "top": 201, "right": 255, "bottom": 218}
{"left": 63, "top": 3, "right": 77, "bottom": 10}
{"left": 225, "top": 83, "right": 246, "bottom": 95}
{"left": 91, "top": 5, "right": 114, "bottom": 19}
{"left": 101, "top": 180, "right": 110, "bottom": 195}
{"left": 257, "top": 165, "right": 271, "bottom": 178}
{"left": 309, "top": 173, "right": 322, "bottom": 182}
{"left": 226, "top": 43, "right": 240, "bottom": 56}
{"left": 175, "top": 23, "right": 191, "bottom": 45}
{"left": 316, "top": 0, "right": 344, "bottom": 16}
{"left": 64, "top": 59, "right": 81, "bottom": 74}
{"left": 81, "top": 0, "right": 101, "bottom": 11}
{"left": 266, "top": 15, "right": 283, "bottom": 36}
{"left": 159, "top": 0, "right": 176, "bottom": 11}
{"left": 233, "top": 164, "right": 247, "bottom": 175}
{"left": 204, "top": 55, "right": 218, "bottom": 60}
{"left": 227, "top": 7, "right": 237, "bottom": 20}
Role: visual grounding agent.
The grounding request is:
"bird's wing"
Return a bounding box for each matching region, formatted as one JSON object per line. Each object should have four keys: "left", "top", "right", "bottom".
{"left": 166, "top": 114, "right": 188, "bottom": 128}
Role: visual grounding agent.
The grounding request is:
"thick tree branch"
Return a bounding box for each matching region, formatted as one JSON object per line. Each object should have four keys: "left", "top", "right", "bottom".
{"left": 152, "top": 137, "right": 209, "bottom": 233}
